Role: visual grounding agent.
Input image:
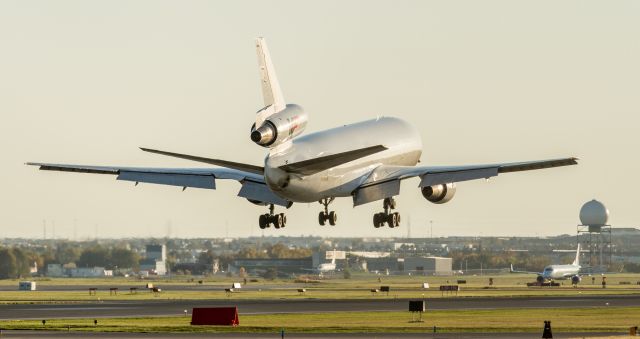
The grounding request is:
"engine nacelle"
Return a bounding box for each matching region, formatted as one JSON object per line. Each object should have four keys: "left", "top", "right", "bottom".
{"left": 250, "top": 104, "right": 308, "bottom": 148}
{"left": 571, "top": 275, "right": 581, "bottom": 285}
{"left": 421, "top": 183, "right": 456, "bottom": 204}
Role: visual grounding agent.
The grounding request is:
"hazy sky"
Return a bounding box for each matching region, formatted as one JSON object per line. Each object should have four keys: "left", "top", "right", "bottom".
{"left": 2, "top": 1, "right": 639, "bottom": 239}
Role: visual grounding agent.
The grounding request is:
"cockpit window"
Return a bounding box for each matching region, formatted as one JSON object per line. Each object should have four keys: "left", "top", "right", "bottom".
{"left": 544, "top": 267, "right": 553, "bottom": 272}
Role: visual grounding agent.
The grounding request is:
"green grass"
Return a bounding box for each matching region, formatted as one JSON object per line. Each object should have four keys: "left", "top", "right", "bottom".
{"left": 0, "top": 307, "right": 638, "bottom": 333}
{"left": 1, "top": 273, "right": 639, "bottom": 302}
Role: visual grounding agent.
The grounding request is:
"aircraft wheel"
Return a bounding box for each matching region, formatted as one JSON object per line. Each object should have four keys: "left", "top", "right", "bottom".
{"left": 329, "top": 211, "right": 337, "bottom": 226}
{"left": 274, "top": 214, "right": 283, "bottom": 229}
{"left": 387, "top": 213, "right": 397, "bottom": 228}
{"left": 259, "top": 214, "right": 268, "bottom": 229}
{"left": 280, "top": 213, "right": 287, "bottom": 228}
{"left": 394, "top": 212, "right": 401, "bottom": 227}
{"left": 373, "top": 214, "right": 380, "bottom": 228}
{"left": 318, "top": 212, "right": 326, "bottom": 226}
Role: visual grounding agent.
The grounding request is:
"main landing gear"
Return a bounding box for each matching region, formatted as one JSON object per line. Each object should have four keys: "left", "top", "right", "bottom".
{"left": 373, "top": 197, "right": 400, "bottom": 228}
{"left": 318, "top": 198, "right": 337, "bottom": 226}
{"left": 258, "top": 204, "right": 287, "bottom": 229}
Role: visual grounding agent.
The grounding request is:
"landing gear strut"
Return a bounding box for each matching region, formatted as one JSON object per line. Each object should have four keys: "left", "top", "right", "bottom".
{"left": 258, "top": 204, "right": 287, "bottom": 229}
{"left": 373, "top": 197, "right": 400, "bottom": 228}
{"left": 318, "top": 198, "right": 337, "bottom": 226}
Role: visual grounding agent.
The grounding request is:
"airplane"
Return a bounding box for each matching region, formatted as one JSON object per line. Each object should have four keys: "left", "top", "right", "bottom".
{"left": 511, "top": 244, "right": 582, "bottom": 284}
{"left": 317, "top": 250, "right": 338, "bottom": 273}
{"left": 27, "top": 37, "right": 578, "bottom": 230}
{"left": 317, "top": 258, "right": 336, "bottom": 273}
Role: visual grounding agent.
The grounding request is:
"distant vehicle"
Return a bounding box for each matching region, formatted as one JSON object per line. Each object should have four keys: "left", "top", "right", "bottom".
{"left": 28, "top": 37, "right": 577, "bottom": 230}
{"left": 511, "top": 244, "right": 582, "bottom": 284}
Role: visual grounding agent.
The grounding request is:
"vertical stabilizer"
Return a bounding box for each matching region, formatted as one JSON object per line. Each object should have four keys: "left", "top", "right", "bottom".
{"left": 255, "top": 37, "right": 285, "bottom": 128}
{"left": 573, "top": 244, "right": 581, "bottom": 266}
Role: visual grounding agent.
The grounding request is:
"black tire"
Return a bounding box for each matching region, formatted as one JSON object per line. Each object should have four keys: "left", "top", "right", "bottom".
{"left": 329, "top": 211, "right": 337, "bottom": 226}
{"left": 280, "top": 213, "right": 287, "bottom": 227}
{"left": 373, "top": 214, "right": 380, "bottom": 228}
{"left": 274, "top": 214, "right": 283, "bottom": 229}
{"left": 387, "top": 213, "right": 397, "bottom": 228}
{"left": 394, "top": 212, "right": 401, "bottom": 227}
{"left": 318, "top": 212, "right": 326, "bottom": 226}
{"left": 259, "top": 214, "right": 268, "bottom": 229}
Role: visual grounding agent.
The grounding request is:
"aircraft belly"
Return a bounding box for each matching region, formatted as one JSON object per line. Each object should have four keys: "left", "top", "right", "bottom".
{"left": 264, "top": 116, "right": 422, "bottom": 203}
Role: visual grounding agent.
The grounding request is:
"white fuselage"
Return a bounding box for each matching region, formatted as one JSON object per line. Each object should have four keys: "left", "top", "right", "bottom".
{"left": 263, "top": 117, "right": 422, "bottom": 203}
{"left": 541, "top": 264, "right": 581, "bottom": 280}
{"left": 317, "top": 263, "right": 336, "bottom": 272}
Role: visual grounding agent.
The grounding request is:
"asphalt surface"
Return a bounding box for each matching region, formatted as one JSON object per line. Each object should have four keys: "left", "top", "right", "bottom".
{"left": 0, "top": 295, "right": 637, "bottom": 320}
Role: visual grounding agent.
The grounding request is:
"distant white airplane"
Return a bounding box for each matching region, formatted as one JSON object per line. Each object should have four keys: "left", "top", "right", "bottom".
{"left": 28, "top": 38, "right": 578, "bottom": 230}
{"left": 511, "top": 244, "right": 582, "bottom": 284}
{"left": 317, "top": 250, "right": 338, "bottom": 273}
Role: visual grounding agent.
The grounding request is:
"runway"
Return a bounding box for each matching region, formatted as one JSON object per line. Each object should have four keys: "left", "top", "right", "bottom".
{"left": 0, "top": 295, "right": 637, "bottom": 320}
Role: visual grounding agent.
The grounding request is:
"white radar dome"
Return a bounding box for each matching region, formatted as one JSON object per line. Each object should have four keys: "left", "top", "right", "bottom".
{"left": 579, "top": 199, "right": 609, "bottom": 226}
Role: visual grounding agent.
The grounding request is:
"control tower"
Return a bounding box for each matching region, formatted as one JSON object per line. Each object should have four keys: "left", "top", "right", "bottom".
{"left": 577, "top": 199, "right": 611, "bottom": 271}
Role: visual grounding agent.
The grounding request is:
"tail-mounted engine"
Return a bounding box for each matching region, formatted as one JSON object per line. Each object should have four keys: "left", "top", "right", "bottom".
{"left": 251, "top": 104, "right": 308, "bottom": 148}
{"left": 421, "top": 183, "right": 456, "bottom": 204}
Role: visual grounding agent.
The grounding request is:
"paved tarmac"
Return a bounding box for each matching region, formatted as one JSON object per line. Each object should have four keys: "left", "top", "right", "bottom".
{"left": 0, "top": 295, "right": 637, "bottom": 320}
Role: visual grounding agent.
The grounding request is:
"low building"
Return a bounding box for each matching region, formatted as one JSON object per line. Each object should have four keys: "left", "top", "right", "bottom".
{"left": 140, "top": 244, "right": 167, "bottom": 275}
{"left": 139, "top": 259, "right": 167, "bottom": 275}
{"left": 46, "top": 264, "right": 65, "bottom": 277}
{"left": 404, "top": 256, "right": 452, "bottom": 275}
{"left": 68, "top": 267, "right": 113, "bottom": 277}
{"left": 229, "top": 258, "right": 313, "bottom": 276}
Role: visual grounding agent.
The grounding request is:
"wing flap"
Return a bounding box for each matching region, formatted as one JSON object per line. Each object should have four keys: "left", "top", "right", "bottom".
{"left": 238, "top": 180, "right": 290, "bottom": 206}
{"left": 353, "top": 180, "right": 401, "bottom": 206}
{"left": 117, "top": 171, "right": 215, "bottom": 189}
{"left": 420, "top": 167, "right": 498, "bottom": 187}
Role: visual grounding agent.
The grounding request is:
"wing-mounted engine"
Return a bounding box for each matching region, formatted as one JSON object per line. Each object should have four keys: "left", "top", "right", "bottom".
{"left": 571, "top": 275, "right": 581, "bottom": 285}
{"left": 421, "top": 183, "right": 456, "bottom": 204}
{"left": 251, "top": 104, "right": 308, "bottom": 147}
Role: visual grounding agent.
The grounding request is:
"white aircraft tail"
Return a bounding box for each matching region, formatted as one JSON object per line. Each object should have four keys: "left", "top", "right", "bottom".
{"left": 255, "top": 37, "right": 286, "bottom": 128}
{"left": 572, "top": 243, "right": 581, "bottom": 266}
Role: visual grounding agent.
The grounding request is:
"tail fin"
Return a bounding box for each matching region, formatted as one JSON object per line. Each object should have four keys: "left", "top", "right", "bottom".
{"left": 573, "top": 243, "right": 581, "bottom": 266}
{"left": 255, "top": 37, "right": 285, "bottom": 127}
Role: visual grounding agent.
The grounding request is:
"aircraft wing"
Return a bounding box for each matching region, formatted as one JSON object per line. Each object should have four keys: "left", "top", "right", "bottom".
{"left": 26, "top": 162, "right": 291, "bottom": 207}
{"left": 353, "top": 157, "right": 577, "bottom": 206}
{"left": 509, "top": 264, "right": 540, "bottom": 275}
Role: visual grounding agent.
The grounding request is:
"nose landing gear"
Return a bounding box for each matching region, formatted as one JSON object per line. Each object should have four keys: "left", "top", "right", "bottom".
{"left": 258, "top": 204, "right": 287, "bottom": 229}
{"left": 318, "top": 198, "right": 337, "bottom": 226}
{"left": 373, "top": 197, "right": 400, "bottom": 228}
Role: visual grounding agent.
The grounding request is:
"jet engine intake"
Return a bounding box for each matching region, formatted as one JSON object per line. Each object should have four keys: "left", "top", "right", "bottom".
{"left": 571, "top": 275, "right": 581, "bottom": 285}
{"left": 251, "top": 104, "right": 308, "bottom": 147}
{"left": 421, "top": 183, "right": 456, "bottom": 204}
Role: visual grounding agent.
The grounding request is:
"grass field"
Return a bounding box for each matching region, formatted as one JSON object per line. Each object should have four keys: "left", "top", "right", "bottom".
{"left": 0, "top": 307, "right": 638, "bottom": 333}
{"left": 1, "top": 273, "right": 639, "bottom": 302}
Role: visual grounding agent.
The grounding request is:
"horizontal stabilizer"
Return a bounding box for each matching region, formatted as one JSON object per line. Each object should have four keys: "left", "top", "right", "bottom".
{"left": 140, "top": 148, "right": 264, "bottom": 175}
{"left": 280, "top": 145, "right": 387, "bottom": 176}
